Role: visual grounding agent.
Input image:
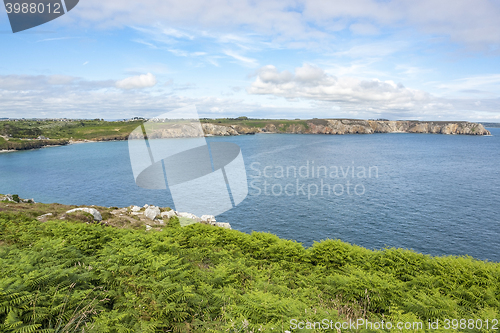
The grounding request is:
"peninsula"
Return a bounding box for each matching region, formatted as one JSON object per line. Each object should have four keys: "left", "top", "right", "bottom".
{"left": 0, "top": 118, "right": 491, "bottom": 151}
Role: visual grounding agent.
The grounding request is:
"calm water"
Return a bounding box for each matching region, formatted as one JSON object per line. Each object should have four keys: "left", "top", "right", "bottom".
{"left": 1, "top": 129, "right": 499, "bottom": 261}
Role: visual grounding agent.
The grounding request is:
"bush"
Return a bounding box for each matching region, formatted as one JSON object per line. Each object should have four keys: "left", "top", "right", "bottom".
{"left": 1, "top": 211, "right": 499, "bottom": 332}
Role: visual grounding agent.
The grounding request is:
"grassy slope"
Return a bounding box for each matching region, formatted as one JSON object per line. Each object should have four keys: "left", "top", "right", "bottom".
{"left": 0, "top": 120, "right": 143, "bottom": 141}
{"left": 0, "top": 201, "right": 499, "bottom": 332}
{"left": 0, "top": 119, "right": 307, "bottom": 142}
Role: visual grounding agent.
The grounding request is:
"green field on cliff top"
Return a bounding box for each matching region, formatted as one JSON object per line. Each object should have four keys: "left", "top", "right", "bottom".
{"left": 0, "top": 199, "right": 499, "bottom": 332}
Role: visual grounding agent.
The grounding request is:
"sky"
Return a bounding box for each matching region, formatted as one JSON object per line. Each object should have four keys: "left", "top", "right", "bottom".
{"left": 1, "top": 0, "right": 500, "bottom": 121}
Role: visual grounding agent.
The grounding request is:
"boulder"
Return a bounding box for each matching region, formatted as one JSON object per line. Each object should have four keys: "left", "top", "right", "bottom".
{"left": 66, "top": 208, "right": 102, "bottom": 221}
{"left": 212, "top": 222, "right": 231, "bottom": 229}
{"left": 144, "top": 206, "right": 161, "bottom": 220}
{"left": 146, "top": 225, "right": 152, "bottom": 231}
{"left": 161, "top": 210, "right": 176, "bottom": 219}
{"left": 130, "top": 205, "right": 141, "bottom": 212}
{"left": 36, "top": 213, "right": 53, "bottom": 221}
{"left": 177, "top": 212, "right": 199, "bottom": 220}
{"left": 201, "top": 215, "right": 216, "bottom": 222}
{"left": 0, "top": 194, "right": 32, "bottom": 203}
{"left": 0, "top": 195, "right": 15, "bottom": 202}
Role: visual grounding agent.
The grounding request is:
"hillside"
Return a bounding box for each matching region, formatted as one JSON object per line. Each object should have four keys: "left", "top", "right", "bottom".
{"left": 1, "top": 196, "right": 499, "bottom": 332}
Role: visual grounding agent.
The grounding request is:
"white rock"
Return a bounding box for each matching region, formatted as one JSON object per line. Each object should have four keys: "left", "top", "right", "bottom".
{"left": 131, "top": 205, "right": 141, "bottom": 212}
{"left": 160, "top": 210, "right": 176, "bottom": 219}
{"left": 144, "top": 206, "right": 161, "bottom": 220}
{"left": 66, "top": 208, "right": 102, "bottom": 221}
{"left": 200, "top": 215, "right": 216, "bottom": 222}
{"left": 143, "top": 204, "right": 149, "bottom": 208}
{"left": 212, "top": 222, "right": 231, "bottom": 229}
{"left": 36, "top": 213, "right": 53, "bottom": 221}
{"left": 146, "top": 225, "right": 152, "bottom": 231}
{"left": 177, "top": 212, "right": 199, "bottom": 220}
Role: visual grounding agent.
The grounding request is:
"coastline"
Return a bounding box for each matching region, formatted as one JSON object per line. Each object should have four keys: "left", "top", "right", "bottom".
{"left": 0, "top": 119, "right": 492, "bottom": 153}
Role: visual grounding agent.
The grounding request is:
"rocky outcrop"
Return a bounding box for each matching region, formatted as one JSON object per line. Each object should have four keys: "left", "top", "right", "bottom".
{"left": 66, "top": 208, "right": 102, "bottom": 221}
{"left": 367, "top": 120, "right": 490, "bottom": 135}
{"left": 202, "top": 123, "right": 240, "bottom": 136}
{"left": 113, "top": 205, "right": 231, "bottom": 229}
{"left": 0, "top": 194, "right": 35, "bottom": 203}
{"left": 144, "top": 206, "right": 161, "bottom": 220}
{"left": 202, "top": 120, "right": 491, "bottom": 136}
{"left": 160, "top": 210, "right": 176, "bottom": 219}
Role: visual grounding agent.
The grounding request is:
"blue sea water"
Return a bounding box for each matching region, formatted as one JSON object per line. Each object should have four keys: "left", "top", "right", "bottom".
{"left": 1, "top": 129, "right": 499, "bottom": 261}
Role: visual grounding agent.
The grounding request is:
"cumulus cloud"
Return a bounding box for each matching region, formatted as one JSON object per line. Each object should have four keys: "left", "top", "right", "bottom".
{"left": 115, "top": 73, "right": 157, "bottom": 90}
{"left": 248, "top": 64, "right": 432, "bottom": 111}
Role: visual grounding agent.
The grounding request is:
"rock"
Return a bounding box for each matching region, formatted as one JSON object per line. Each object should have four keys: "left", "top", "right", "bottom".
{"left": 146, "top": 225, "right": 152, "bottom": 231}
{"left": 177, "top": 212, "right": 199, "bottom": 220}
{"left": 143, "top": 204, "right": 149, "bottom": 209}
{"left": 110, "top": 208, "right": 127, "bottom": 215}
{"left": 0, "top": 195, "right": 15, "bottom": 202}
{"left": 130, "top": 205, "right": 141, "bottom": 212}
{"left": 144, "top": 206, "right": 161, "bottom": 220}
{"left": 36, "top": 213, "right": 53, "bottom": 221}
{"left": 212, "top": 222, "right": 231, "bottom": 229}
{"left": 160, "top": 210, "right": 176, "bottom": 219}
{"left": 200, "top": 215, "right": 216, "bottom": 222}
{"left": 0, "top": 194, "right": 33, "bottom": 203}
{"left": 66, "top": 208, "right": 102, "bottom": 221}
{"left": 202, "top": 123, "right": 240, "bottom": 136}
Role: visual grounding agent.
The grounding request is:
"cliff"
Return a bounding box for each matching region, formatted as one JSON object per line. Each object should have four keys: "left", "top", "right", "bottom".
{"left": 201, "top": 119, "right": 490, "bottom": 136}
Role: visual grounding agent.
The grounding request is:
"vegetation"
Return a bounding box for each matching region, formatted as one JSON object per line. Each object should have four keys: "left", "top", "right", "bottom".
{"left": 0, "top": 120, "right": 143, "bottom": 142}
{"left": 201, "top": 117, "right": 311, "bottom": 132}
{"left": 0, "top": 118, "right": 313, "bottom": 151}
{"left": 0, "top": 137, "right": 69, "bottom": 151}
{"left": 0, "top": 201, "right": 499, "bottom": 332}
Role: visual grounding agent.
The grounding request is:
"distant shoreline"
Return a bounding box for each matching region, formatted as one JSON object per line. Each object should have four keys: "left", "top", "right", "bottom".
{"left": 0, "top": 118, "right": 492, "bottom": 152}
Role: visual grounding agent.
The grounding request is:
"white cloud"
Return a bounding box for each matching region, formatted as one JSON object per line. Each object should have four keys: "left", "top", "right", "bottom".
{"left": 0, "top": 75, "right": 78, "bottom": 90}
{"left": 2, "top": 73, "right": 500, "bottom": 121}
{"left": 223, "top": 50, "right": 259, "bottom": 67}
{"left": 70, "top": 0, "right": 500, "bottom": 50}
{"left": 248, "top": 64, "right": 431, "bottom": 109}
{"left": 349, "top": 23, "right": 379, "bottom": 35}
{"left": 436, "top": 74, "right": 500, "bottom": 96}
{"left": 115, "top": 73, "right": 157, "bottom": 90}
{"left": 245, "top": 64, "right": 500, "bottom": 120}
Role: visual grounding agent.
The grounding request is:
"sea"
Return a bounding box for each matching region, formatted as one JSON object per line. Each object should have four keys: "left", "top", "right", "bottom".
{"left": 1, "top": 129, "right": 499, "bottom": 262}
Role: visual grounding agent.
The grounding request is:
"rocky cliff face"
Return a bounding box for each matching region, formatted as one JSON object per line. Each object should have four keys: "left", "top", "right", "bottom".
{"left": 202, "top": 120, "right": 491, "bottom": 136}
{"left": 127, "top": 120, "right": 490, "bottom": 138}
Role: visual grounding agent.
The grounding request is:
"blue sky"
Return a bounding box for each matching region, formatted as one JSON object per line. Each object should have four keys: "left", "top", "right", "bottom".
{"left": 1, "top": 0, "right": 500, "bottom": 121}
